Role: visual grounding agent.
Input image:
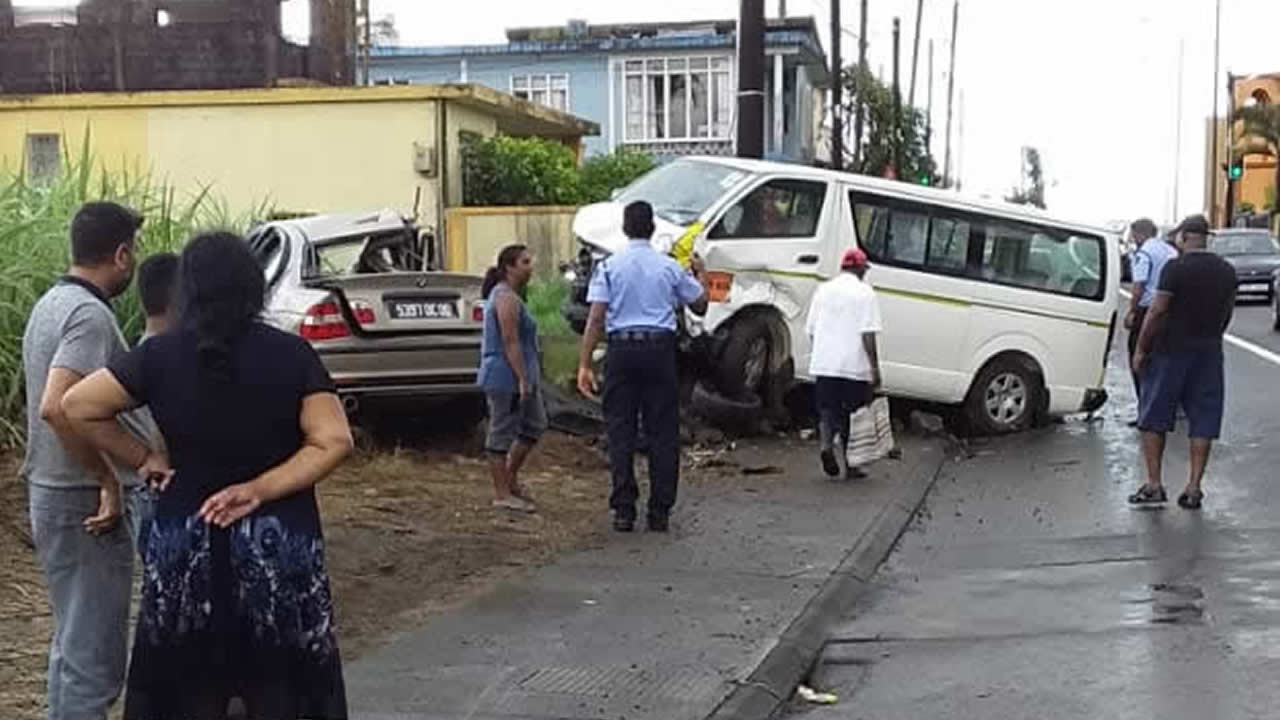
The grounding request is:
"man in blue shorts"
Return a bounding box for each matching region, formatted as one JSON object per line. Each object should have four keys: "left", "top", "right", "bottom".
{"left": 1129, "top": 214, "right": 1236, "bottom": 510}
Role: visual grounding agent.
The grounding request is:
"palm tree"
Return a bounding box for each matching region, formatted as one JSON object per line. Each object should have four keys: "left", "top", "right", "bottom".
{"left": 1234, "top": 104, "right": 1280, "bottom": 214}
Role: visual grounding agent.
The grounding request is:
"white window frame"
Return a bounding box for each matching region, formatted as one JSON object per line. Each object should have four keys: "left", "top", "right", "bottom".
{"left": 25, "top": 133, "right": 61, "bottom": 185}
{"left": 621, "top": 54, "right": 734, "bottom": 144}
{"left": 510, "top": 73, "right": 571, "bottom": 112}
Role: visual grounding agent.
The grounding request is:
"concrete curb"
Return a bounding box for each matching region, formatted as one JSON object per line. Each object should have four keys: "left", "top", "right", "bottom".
{"left": 704, "top": 443, "right": 947, "bottom": 720}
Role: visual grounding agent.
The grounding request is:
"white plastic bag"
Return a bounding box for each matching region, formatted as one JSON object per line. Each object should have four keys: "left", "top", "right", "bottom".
{"left": 846, "top": 396, "right": 894, "bottom": 468}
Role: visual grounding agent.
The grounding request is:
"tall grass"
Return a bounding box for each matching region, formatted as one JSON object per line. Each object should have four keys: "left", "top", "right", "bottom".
{"left": 0, "top": 135, "right": 266, "bottom": 448}
{"left": 526, "top": 278, "right": 580, "bottom": 388}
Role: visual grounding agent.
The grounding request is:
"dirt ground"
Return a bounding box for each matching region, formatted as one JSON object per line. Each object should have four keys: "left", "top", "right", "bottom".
{"left": 0, "top": 428, "right": 630, "bottom": 720}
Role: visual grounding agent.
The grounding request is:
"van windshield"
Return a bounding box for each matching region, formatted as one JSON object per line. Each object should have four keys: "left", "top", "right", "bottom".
{"left": 616, "top": 159, "right": 748, "bottom": 226}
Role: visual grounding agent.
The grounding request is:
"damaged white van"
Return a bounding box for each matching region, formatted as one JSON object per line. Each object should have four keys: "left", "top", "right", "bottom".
{"left": 562, "top": 157, "right": 1119, "bottom": 434}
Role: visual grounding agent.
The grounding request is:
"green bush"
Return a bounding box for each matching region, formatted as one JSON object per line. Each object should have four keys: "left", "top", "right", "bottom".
{"left": 461, "top": 135, "right": 582, "bottom": 206}
{"left": 579, "top": 148, "right": 655, "bottom": 204}
{"left": 462, "top": 137, "right": 654, "bottom": 207}
{"left": 525, "top": 277, "right": 570, "bottom": 337}
{"left": 0, "top": 137, "right": 264, "bottom": 448}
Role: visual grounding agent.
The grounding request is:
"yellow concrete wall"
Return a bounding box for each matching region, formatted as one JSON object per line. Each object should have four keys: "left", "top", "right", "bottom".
{"left": 144, "top": 100, "right": 442, "bottom": 225}
{"left": 445, "top": 206, "right": 577, "bottom": 276}
{"left": 0, "top": 106, "right": 148, "bottom": 178}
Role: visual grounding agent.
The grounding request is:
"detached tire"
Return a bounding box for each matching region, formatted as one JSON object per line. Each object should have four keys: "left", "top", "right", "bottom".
{"left": 717, "top": 316, "right": 774, "bottom": 399}
{"left": 691, "top": 382, "right": 762, "bottom": 432}
{"left": 963, "top": 357, "right": 1041, "bottom": 435}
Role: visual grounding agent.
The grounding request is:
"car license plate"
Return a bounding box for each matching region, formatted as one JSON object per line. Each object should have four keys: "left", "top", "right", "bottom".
{"left": 388, "top": 299, "right": 458, "bottom": 320}
{"left": 1241, "top": 282, "right": 1270, "bottom": 293}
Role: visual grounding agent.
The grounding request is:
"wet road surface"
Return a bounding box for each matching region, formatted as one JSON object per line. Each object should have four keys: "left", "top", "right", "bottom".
{"left": 794, "top": 304, "right": 1280, "bottom": 719}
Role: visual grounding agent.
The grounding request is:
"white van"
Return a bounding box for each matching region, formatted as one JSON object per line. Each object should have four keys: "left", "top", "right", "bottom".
{"left": 563, "top": 157, "right": 1119, "bottom": 433}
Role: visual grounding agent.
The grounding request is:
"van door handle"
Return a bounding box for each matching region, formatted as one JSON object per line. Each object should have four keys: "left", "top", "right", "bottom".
{"left": 796, "top": 254, "right": 820, "bottom": 265}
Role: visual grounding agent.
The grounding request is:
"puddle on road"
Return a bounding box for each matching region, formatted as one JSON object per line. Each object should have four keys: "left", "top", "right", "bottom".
{"left": 1123, "top": 582, "right": 1207, "bottom": 626}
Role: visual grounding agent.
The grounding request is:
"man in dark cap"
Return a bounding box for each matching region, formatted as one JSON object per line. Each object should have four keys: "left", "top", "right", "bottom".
{"left": 577, "top": 200, "right": 709, "bottom": 532}
{"left": 1130, "top": 214, "right": 1236, "bottom": 510}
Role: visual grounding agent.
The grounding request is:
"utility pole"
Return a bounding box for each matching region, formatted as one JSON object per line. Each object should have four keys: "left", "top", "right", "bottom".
{"left": 942, "top": 0, "right": 958, "bottom": 188}
{"left": 830, "top": 0, "right": 843, "bottom": 169}
{"left": 1225, "top": 72, "right": 1237, "bottom": 224}
{"left": 892, "top": 17, "right": 902, "bottom": 178}
{"left": 925, "top": 39, "right": 934, "bottom": 155}
{"left": 737, "top": 0, "right": 766, "bottom": 159}
{"left": 908, "top": 0, "right": 923, "bottom": 108}
{"left": 956, "top": 89, "right": 965, "bottom": 191}
{"left": 852, "top": 0, "right": 868, "bottom": 168}
{"left": 779, "top": 0, "right": 786, "bottom": 17}
{"left": 1173, "top": 37, "right": 1185, "bottom": 221}
{"left": 1209, "top": 0, "right": 1221, "bottom": 224}
{"left": 361, "top": 0, "right": 372, "bottom": 86}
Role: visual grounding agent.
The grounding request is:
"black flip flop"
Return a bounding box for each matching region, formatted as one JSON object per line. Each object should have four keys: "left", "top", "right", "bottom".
{"left": 1128, "top": 484, "right": 1168, "bottom": 506}
{"left": 1177, "top": 489, "right": 1204, "bottom": 510}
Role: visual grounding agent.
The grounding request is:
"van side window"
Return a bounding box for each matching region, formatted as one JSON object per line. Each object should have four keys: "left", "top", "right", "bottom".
{"left": 849, "top": 192, "right": 926, "bottom": 266}
{"left": 850, "top": 190, "right": 1105, "bottom": 300}
{"left": 928, "top": 216, "right": 970, "bottom": 272}
{"left": 709, "top": 179, "right": 827, "bottom": 239}
{"left": 976, "top": 219, "right": 1104, "bottom": 299}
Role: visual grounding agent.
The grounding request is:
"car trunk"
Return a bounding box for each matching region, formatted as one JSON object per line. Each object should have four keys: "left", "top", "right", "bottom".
{"left": 305, "top": 272, "right": 483, "bottom": 335}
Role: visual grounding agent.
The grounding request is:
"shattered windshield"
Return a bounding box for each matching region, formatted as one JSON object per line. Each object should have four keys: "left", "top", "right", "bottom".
{"left": 615, "top": 159, "right": 749, "bottom": 226}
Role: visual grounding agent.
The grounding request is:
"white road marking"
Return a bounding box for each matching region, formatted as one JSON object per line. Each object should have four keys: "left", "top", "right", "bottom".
{"left": 1120, "top": 288, "right": 1280, "bottom": 368}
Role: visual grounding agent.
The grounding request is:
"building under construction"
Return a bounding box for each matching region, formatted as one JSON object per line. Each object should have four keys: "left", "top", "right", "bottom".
{"left": 0, "top": 0, "right": 358, "bottom": 94}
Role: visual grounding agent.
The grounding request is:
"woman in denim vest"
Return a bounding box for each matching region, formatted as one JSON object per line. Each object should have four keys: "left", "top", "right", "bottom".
{"left": 478, "top": 245, "right": 546, "bottom": 512}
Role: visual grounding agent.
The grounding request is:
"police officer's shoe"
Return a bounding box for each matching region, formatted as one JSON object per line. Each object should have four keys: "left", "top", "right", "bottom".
{"left": 647, "top": 514, "right": 670, "bottom": 533}
{"left": 614, "top": 515, "right": 636, "bottom": 532}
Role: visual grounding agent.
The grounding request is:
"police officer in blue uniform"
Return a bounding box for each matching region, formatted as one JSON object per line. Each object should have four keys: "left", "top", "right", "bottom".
{"left": 577, "top": 201, "right": 709, "bottom": 532}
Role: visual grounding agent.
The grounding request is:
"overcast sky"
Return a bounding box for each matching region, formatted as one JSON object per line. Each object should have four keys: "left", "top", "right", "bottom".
{"left": 277, "top": 0, "right": 1280, "bottom": 227}
{"left": 25, "top": 0, "right": 1278, "bottom": 226}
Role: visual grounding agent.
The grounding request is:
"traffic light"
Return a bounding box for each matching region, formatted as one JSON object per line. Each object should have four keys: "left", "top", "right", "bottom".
{"left": 919, "top": 175, "right": 931, "bottom": 186}
{"left": 1228, "top": 160, "right": 1244, "bottom": 181}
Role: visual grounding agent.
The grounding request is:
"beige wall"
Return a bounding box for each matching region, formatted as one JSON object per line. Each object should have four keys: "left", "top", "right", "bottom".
{"left": 443, "top": 101, "right": 498, "bottom": 208}
{"left": 146, "top": 100, "right": 442, "bottom": 225}
{"left": 445, "top": 206, "right": 577, "bottom": 276}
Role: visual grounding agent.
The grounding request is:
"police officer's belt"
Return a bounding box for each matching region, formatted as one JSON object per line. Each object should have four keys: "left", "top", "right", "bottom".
{"left": 608, "top": 329, "right": 674, "bottom": 342}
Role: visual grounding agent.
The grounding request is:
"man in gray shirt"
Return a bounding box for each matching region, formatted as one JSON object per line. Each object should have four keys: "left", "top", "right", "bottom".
{"left": 22, "top": 201, "right": 145, "bottom": 720}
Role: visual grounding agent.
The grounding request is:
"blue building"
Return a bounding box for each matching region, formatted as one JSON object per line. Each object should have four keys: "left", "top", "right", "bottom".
{"left": 370, "top": 17, "right": 830, "bottom": 164}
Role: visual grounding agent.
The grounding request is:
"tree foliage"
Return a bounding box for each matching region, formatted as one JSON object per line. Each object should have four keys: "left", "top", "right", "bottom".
{"left": 1234, "top": 103, "right": 1280, "bottom": 215}
{"left": 579, "top": 149, "right": 655, "bottom": 203}
{"left": 461, "top": 135, "right": 654, "bottom": 206}
{"left": 1006, "top": 146, "right": 1047, "bottom": 209}
{"left": 838, "top": 63, "right": 938, "bottom": 185}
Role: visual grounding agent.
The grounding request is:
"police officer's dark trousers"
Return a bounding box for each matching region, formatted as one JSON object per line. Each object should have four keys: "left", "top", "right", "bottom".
{"left": 604, "top": 332, "right": 680, "bottom": 521}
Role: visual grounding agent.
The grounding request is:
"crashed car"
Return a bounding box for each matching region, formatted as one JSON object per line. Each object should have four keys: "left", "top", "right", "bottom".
{"left": 246, "top": 210, "right": 486, "bottom": 418}
{"left": 564, "top": 157, "right": 1120, "bottom": 434}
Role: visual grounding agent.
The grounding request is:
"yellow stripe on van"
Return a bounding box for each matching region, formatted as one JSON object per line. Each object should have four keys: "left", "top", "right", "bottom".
{"left": 740, "top": 269, "right": 1110, "bottom": 329}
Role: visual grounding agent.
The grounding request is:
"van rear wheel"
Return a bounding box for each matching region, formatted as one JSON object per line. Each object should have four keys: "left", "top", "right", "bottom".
{"left": 964, "top": 358, "right": 1040, "bottom": 435}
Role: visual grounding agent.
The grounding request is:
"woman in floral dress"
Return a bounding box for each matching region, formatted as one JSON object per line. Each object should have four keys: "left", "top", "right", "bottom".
{"left": 65, "top": 231, "right": 353, "bottom": 719}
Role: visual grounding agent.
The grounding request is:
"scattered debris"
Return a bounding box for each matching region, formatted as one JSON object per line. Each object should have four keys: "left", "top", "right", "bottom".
{"left": 741, "top": 465, "right": 783, "bottom": 476}
{"left": 796, "top": 685, "right": 839, "bottom": 704}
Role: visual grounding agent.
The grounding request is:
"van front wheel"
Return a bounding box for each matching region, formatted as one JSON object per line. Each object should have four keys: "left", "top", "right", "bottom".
{"left": 964, "top": 358, "right": 1040, "bottom": 435}
{"left": 717, "top": 316, "right": 774, "bottom": 399}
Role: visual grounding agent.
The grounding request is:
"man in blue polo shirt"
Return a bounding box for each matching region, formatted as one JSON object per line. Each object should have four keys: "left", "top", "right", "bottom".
{"left": 1125, "top": 218, "right": 1177, "bottom": 419}
{"left": 577, "top": 201, "right": 709, "bottom": 532}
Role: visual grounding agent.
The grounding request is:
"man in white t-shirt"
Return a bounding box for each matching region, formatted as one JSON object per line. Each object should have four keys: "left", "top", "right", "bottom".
{"left": 805, "top": 247, "right": 883, "bottom": 479}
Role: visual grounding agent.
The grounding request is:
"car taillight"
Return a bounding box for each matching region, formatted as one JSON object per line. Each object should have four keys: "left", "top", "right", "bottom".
{"left": 350, "top": 300, "right": 376, "bottom": 326}
{"left": 300, "top": 300, "right": 350, "bottom": 341}
{"left": 471, "top": 301, "right": 485, "bottom": 323}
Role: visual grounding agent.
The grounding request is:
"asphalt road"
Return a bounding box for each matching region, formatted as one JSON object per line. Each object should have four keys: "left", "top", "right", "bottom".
{"left": 791, "top": 303, "right": 1280, "bottom": 720}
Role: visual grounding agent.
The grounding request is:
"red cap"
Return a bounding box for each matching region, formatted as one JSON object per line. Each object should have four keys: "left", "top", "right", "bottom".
{"left": 841, "top": 247, "right": 869, "bottom": 269}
